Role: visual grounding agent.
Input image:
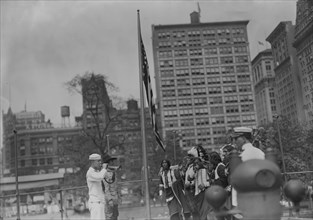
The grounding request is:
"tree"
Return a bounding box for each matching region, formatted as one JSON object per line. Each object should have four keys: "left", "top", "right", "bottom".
{"left": 63, "top": 72, "right": 124, "bottom": 186}
{"left": 255, "top": 116, "right": 313, "bottom": 182}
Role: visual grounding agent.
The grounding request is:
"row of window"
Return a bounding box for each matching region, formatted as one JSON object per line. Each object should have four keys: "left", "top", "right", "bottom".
{"left": 158, "top": 46, "right": 248, "bottom": 58}
{"left": 163, "top": 104, "right": 254, "bottom": 117}
{"left": 162, "top": 85, "right": 253, "bottom": 97}
{"left": 160, "top": 65, "right": 250, "bottom": 77}
{"left": 161, "top": 75, "right": 251, "bottom": 87}
{"left": 19, "top": 157, "right": 54, "bottom": 167}
{"left": 164, "top": 112, "right": 255, "bottom": 127}
{"left": 163, "top": 97, "right": 254, "bottom": 107}
{"left": 158, "top": 27, "right": 245, "bottom": 39}
{"left": 159, "top": 56, "right": 249, "bottom": 67}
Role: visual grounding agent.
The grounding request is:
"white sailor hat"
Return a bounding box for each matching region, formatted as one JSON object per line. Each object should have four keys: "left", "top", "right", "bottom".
{"left": 232, "top": 127, "right": 253, "bottom": 138}
{"left": 89, "top": 153, "right": 101, "bottom": 161}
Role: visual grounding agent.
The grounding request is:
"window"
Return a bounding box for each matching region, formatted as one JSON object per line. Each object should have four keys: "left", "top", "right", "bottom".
{"left": 178, "top": 99, "right": 192, "bottom": 106}
{"left": 162, "top": 89, "right": 175, "bottom": 97}
{"left": 236, "top": 65, "right": 249, "bottom": 73}
{"left": 196, "top": 118, "right": 210, "bottom": 126}
{"left": 211, "top": 117, "right": 225, "bottom": 124}
{"left": 235, "top": 56, "right": 249, "bottom": 63}
{"left": 32, "top": 159, "right": 37, "bottom": 166}
{"left": 195, "top": 108, "right": 208, "bottom": 115}
{"left": 174, "top": 49, "right": 188, "bottom": 56}
{"left": 158, "top": 41, "right": 172, "bottom": 48}
{"left": 190, "top": 48, "right": 203, "bottom": 56}
{"left": 205, "top": 57, "right": 218, "bottom": 65}
{"left": 234, "top": 46, "right": 247, "bottom": 53}
{"left": 225, "top": 96, "right": 238, "bottom": 103}
{"left": 219, "top": 47, "right": 232, "bottom": 54}
{"left": 208, "top": 87, "right": 221, "bottom": 94}
{"left": 176, "top": 69, "right": 189, "bottom": 77}
{"left": 160, "top": 60, "right": 173, "bottom": 67}
{"left": 240, "top": 95, "right": 253, "bottom": 102}
{"left": 20, "top": 160, "right": 25, "bottom": 167}
{"left": 177, "top": 79, "right": 190, "bottom": 86}
{"left": 238, "top": 85, "right": 252, "bottom": 92}
{"left": 181, "top": 129, "right": 195, "bottom": 137}
{"left": 173, "top": 31, "right": 185, "bottom": 38}
{"left": 175, "top": 59, "right": 188, "bottom": 67}
{"left": 179, "top": 109, "right": 193, "bottom": 116}
{"left": 160, "top": 70, "right": 174, "bottom": 78}
{"left": 197, "top": 128, "right": 210, "bottom": 136}
{"left": 47, "top": 158, "right": 53, "bottom": 165}
{"left": 207, "top": 77, "right": 221, "bottom": 84}
{"left": 193, "top": 88, "right": 207, "bottom": 95}
{"left": 194, "top": 98, "right": 207, "bottom": 105}
{"left": 173, "top": 40, "right": 186, "bottom": 48}
{"left": 190, "top": 58, "right": 203, "bottom": 66}
{"left": 20, "top": 146, "right": 26, "bottom": 156}
{"left": 220, "top": 56, "right": 233, "bottom": 64}
{"left": 223, "top": 86, "right": 237, "bottom": 93}
{"left": 159, "top": 50, "right": 172, "bottom": 58}
{"left": 226, "top": 105, "right": 239, "bottom": 113}
{"left": 209, "top": 96, "right": 223, "bottom": 104}
{"left": 237, "top": 74, "right": 251, "bottom": 82}
{"left": 181, "top": 118, "right": 194, "bottom": 127}
{"left": 178, "top": 89, "right": 192, "bottom": 96}
{"left": 227, "top": 116, "right": 240, "bottom": 124}
{"left": 222, "top": 76, "right": 236, "bottom": 84}
{"left": 207, "top": 67, "right": 220, "bottom": 75}
{"left": 161, "top": 80, "right": 175, "bottom": 87}
{"left": 242, "top": 114, "right": 256, "bottom": 122}
{"left": 163, "top": 100, "right": 177, "bottom": 107}
{"left": 192, "top": 78, "right": 205, "bottom": 85}
{"left": 204, "top": 48, "right": 218, "bottom": 55}
{"left": 212, "top": 127, "right": 226, "bottom": 135}
{"left": 210, "top": 106, "right": 224, "bottom": 114}
{"left": 165, "top": 120, "right": 179, "bottom": 127}
{"left": 39, "top": 158, "right": 45, "bottom": 165}
{"left": 241, "top": 104, "right": 254, "bottom": 112}
{"left": 164, "top": 110, "right": 178, "bottom": 118}
{"left": 191, "top": 68, "right": 205, "bottom": 76}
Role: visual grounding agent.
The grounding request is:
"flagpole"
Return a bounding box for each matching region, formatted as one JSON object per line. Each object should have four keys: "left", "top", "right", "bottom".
{"left": 137, "top": 10, "right": 151, "bottom": 220}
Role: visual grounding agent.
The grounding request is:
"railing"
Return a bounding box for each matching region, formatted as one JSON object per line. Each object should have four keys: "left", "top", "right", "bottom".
{"left": 0, "top": 179, "right": 161, "bottom": 220}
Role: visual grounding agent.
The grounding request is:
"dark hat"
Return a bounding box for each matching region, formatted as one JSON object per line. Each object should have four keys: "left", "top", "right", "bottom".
{"left": 102, "top": 154, "right": 117, "bottom": 163}
{"left": 231, "top": 127, "right": 253, "bottom": 138}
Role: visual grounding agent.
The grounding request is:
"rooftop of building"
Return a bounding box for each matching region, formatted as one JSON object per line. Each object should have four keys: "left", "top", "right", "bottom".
{"left": 152, "top": 19, "right": 249, "bottom": 31}
{"left": 251, "top": 49, "right": 273, "bottom": 65}
{"left": 266, "top": 21, "right": 293, "bottom": 43}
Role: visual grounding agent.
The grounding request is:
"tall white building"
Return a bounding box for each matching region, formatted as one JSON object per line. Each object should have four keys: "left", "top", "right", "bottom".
{"left": 152, "top": 12, "right": 257, "bottom": 150}
{"left": 252, "top": 49, "right": 277, "bottom": 125}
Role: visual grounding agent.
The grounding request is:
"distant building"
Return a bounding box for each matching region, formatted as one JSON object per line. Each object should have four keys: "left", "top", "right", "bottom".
{"left": 266, "top": 21, "right": 305, "bottom": 124}
{"left": 2, "top": 109, "right": 81, "bottom": 177}
{"left": 81, "top": 74, "right": 111, "bottom": 130}
{"left": 107, "top": 99, "right": 155, "bottom": 181}
{"left": 293, "top": 0, "right": 313, "bottom": 127}
{"left": 251, "top": 49, "right": 277, "bottom": 125}
{"left": 152, "top": 11, "right": 257, "bottom": 150}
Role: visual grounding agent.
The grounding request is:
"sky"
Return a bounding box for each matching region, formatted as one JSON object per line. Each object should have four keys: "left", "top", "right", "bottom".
{"left": 0, "top": 0, "right": 297, "bottom": 126}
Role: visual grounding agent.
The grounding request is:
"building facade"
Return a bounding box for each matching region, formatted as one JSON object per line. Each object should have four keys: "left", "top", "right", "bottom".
{"left": 2, "top": 108, "right": 81, "bottom": 177}
{"left": 293, "top": 0, "right": 313, "bottom": 127}
{"left": 152, "top": 12, "right": 257, "bottom": 150}
{"left": 251, "top": 49, "right": 277, "bottom": 125}
{"left": 266, "top": 21, "right": 305, "bottom": 124}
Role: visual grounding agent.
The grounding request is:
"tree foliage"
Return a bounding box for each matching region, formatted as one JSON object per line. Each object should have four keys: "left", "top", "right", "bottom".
{"left": 255, "top": 116, "right": 313, "bottom": 182}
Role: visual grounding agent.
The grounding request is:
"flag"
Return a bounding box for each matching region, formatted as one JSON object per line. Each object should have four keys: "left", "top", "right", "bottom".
{"left": 258, "top": 41, "right": 264, "bottom": 45}
{"left": 140, "top": 34, "right": 165, "bottom": 151}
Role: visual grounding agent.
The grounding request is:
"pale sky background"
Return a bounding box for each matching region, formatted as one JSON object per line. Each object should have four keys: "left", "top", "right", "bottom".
{"left": 1, "top": 0, "right": 297, "bottom": 126}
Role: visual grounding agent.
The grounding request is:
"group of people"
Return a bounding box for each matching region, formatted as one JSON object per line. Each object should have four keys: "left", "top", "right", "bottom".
{"left": 86, "top": 153, "right": 120, "bottom": 220}
{"left": 158, "top": 126, "right": 265, "bottom": 220}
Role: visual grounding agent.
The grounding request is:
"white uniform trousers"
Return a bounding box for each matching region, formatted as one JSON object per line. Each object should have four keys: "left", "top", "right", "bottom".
{"left": 88, "top": 201, "right": 105, "bottom": 220}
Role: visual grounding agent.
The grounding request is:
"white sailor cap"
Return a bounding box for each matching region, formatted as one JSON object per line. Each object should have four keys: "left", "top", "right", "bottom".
{"left": 89, "top": 153, "right": 101, "bottom": 161}
{"left": 232, "top": 127, "right": 253, "bottom": 138}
